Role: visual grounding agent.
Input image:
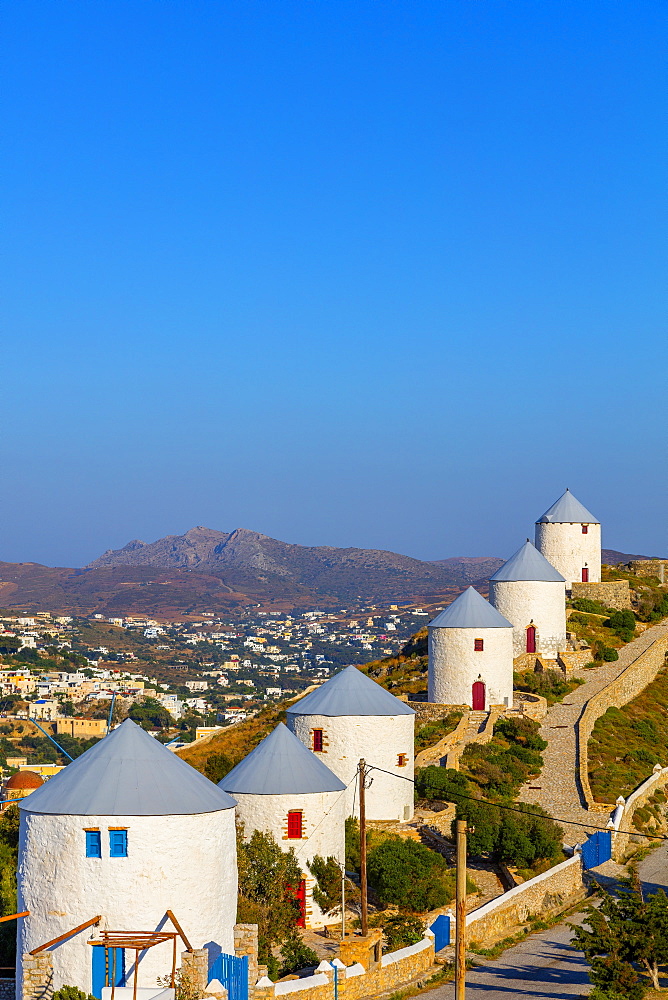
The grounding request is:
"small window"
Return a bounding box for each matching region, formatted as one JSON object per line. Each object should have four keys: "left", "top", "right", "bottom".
{"left": 312, "top": 728, "right": 324, "bottom": 752}
{"left": 397, "top": 753, "right": 408, "bottom": 767}
{"left": 287, "top": 811, "right": 303, "bottom": 839}
{"left": 474, "top": 638, "right": 484, "bottom": 652}
{"left": 85, "top": 830, "right": 101, "bottom": 858}
{"left": 109, "top": 829, "right": 128, "bottom": 857}
{"left": 582, "top": 524, "right": 588, "bottom": 534}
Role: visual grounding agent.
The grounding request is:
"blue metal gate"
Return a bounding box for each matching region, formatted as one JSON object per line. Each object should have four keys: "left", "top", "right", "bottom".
{"left": 581, "top": 830, "right": 612, "bottom": 869}
{"left": 91, "top": 946, "right": 125, "bottom": 999}
{"left": 208, "top": 953, "right": 249, "bottom": 1000}
{"left": 429, "top": 914, "right": 451, "bottom": 952}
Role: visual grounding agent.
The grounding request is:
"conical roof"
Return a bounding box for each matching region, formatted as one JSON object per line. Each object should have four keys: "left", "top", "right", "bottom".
{"left": 537, "top": 489, "right": 599, "bottom": 524}
{"left": 19, "top": 719, "right": 236, "bottom": 816}
{"left": 428, "top": 587, "right": 513, "bottom": 629}
{"left": 286, "top": 665, "right": 414, "bottom": 718}
{"left": 490, "top": 540, "right": 565, "bottom": 583}
{"left": 220, "top": 723, "right": 346, "bottom": 795}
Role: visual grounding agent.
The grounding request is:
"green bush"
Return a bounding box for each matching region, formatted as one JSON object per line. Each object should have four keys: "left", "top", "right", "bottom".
{"left": 278, "top": 928, "right": 319, "bottom": 977}
{"left": 52, "top": 988, "right": 96, "bottom": 1000}
{"left": 602, "top": 647, "right": 619, "bottom": 662}
{"left": 367, "top": 837, "right": 452, "bottom": 911}
{"left": 572, "top": 599, "right": 612, "bottom": 615}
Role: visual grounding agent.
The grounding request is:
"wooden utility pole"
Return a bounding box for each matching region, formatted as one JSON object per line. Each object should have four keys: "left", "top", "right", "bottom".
{"left": 455, "top": 819, "right": 467, "bottom": 1000}
{"left": 359, "top": 759, "right": 368, "bottom": 936}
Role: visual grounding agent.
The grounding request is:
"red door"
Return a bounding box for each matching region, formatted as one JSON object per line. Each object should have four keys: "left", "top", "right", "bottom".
{"left": 472, "top": 681, "right": 485, "bottom": 710}
{"left": 581, "top": 567, "right": 589, "bottom": 582}
{"left": 286, "top": 879, "right": 307, "bottom": 927}
{"left": 526, "top": 625, "right": 536, "bottom": 654}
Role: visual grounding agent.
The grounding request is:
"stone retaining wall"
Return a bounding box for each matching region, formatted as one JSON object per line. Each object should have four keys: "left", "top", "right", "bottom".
{"left": 571, "top": 581, "right": 632, "bottom": 609}
{"left": 415, "top": 711, "right": 469, "bottom": 768}
{"left": 577, "top": 635, "right": 668, "bottom": 810}
{"left": 252, "top": 937, "right": 435, "bottom": 1000}
{"left": 626, "top": 560, "right": 668, "bottom": 583}
{"left": 408, "top": 702, "right": 468, "bottom": 725}
{"left": 466, "top": 855, "right": 585, "bottom": 945}
{"left": 611, "top": 765, "right": 668, "bottom": 861}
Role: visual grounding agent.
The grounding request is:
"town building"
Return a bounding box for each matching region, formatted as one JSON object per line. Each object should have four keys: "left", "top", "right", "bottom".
{"left": 221, "top": 723, "right": 346, "bottom": 928}
{"left": 489, "top": 540, "right": 567, "bottom": 658}
{"left": 286, "top": 666, "right": 415, "bottom": 822}
{"left": 535, "top": 489, "right": 602, "bottom": 589}
{"left": 427, "top": 586, "right": 514, "bottom": 709}
{"left": 17, "top": 719, "right": 238, "bottom": 998}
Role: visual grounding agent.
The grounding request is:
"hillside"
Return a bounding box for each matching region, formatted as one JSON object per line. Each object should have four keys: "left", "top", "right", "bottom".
{"left": 87, "top": 526, "right": 499, "bottom": 604}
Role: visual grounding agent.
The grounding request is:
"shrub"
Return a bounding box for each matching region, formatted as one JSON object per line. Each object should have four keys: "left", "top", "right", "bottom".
{"left": 572, "top": 599, "right": 611, "bottom": 615}
{"left": 367, "top": 837, "right": 452, "bottom": 911}
{"left": 377, "top": 913, "right": 424, "bottom": 952}
{"left": 278, "top": 928, "right": 318, "bottom": 977}
{"left": 52, "top": 989, "right": 96, "bottom": 1000}
{"left": 307, "top": 855, "right": 342, "bottom": 913}
{"left": 602, "top": 647, "right": 619, "bottom": 662}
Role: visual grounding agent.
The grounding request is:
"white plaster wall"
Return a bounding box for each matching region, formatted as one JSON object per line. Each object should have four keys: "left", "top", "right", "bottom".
{"left": 17, "top": 809, "right": 237, "bottom": 997}
{"left": 233, "top": 790, "right": 345, "bottom": 928}
{"left": 286, "top": 714, "right": 414, "bottom": 822}
{"left": 535, "top": 522, "right": 601, "bottom": 589}
{"left": 489, "top": 579, "right": 567, "bottom": 658}
{"left": 428, "top": 626, "right": 514, "bottom": 708}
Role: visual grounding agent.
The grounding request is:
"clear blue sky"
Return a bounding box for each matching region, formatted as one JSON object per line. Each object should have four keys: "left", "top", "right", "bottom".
{"left": 2, "top": 1, "right": 666, "bottom": 567}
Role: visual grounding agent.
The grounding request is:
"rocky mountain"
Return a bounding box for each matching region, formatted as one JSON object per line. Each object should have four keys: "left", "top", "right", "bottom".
{"left": 87, "top": 526, "right": 498, "bottom": 604}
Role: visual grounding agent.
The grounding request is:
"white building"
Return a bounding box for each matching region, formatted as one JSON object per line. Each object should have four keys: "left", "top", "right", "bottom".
{"left": 535, "top": 489, "right": 602, "bottom": 589}
{"left": 286, "top": 665, "right": 415, "bottom": 823}
{"left": 221, "top": 723, "right": 346, "bottom": 929}
{"left": 427, "top": 587, "right": 514, "bottom": 710}
{"left": 17, "top": 720, "right": 238, "bottom": 998}
{"left": 489, "top": 541, "right": 567, "bottom": 658}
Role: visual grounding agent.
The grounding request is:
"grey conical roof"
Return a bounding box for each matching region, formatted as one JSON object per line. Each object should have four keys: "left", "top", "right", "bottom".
{"left": 490, "top": 541, "right": 565, "bottom": 583}
{"left": 537, "top": 489, "right": 599, "bottom": 524}
{"left": 220, "top": 723, "right": 346, "bottom": 795}
{"left": 286, "top": 665, "right": 414, "bottom": 718}
{"left": 19, "top": 719, "right": 236, "bottom": 816}
{"left": 428, "top": 587, "right": 513, "bottom": 629}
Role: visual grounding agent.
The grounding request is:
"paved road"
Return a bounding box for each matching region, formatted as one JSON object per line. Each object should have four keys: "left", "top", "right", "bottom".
{"left": 421, "top": 845, "right": 668, "bottom": 1000}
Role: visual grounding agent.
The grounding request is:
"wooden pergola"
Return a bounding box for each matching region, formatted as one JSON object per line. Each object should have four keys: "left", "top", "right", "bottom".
{"left": 95, "top": 930, "right": 179, "bottom": 1000}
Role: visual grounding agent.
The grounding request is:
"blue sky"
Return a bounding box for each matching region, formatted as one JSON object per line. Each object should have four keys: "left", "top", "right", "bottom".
{"left": 2, "top": 1, "right": 666, "bottom": 567}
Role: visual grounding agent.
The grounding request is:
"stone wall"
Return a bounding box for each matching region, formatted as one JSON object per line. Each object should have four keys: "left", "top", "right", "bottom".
{"left": 252, "top": 936, "right": 435, "bottom": 1000}
{"left": 611, "top": 765, "right": 668, "bottom": 861}
{"left": 181, "top": 950, "right": 209, "bottom": 995}
{"left": 578, "top": 635, "right": 668, "bottom": 810}
{"left": 407, "top": 702, "right": 467, "bottom": 725}
{"left": 414, "top": 711, "right": 469, "bottom": 769}
{"left": 626, "top": 560, "right": 668, "bottom": 583}
{"left": 21, "top": 952, "right": 52, "bottom": 1000}
{"left": 466, "top": 856, "right": 585, "bottom": 945}
{"left": 570, "top": 581, "right": 631, "bottom": 610}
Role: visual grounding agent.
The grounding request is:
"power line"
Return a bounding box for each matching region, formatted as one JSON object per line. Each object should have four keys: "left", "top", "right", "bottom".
{"left": 364, "top": 763, "right": 668, "bottom": 843}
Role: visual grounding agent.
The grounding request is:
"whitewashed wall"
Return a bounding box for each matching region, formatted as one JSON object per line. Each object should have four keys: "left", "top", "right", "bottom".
{"left": 428, "top": 625, "right": 514, "bottom": 708}
{"left": 17, "top": 809, "right": 237, "bottom": 996}
{"left": 287, "top": 714, "right": 414, "bottom": 822}
{"left": 489, "top": 579, "right": 567, "bottom": 657}
{"left": 535, "top": 521, "right": 601, "bottom": 589}
{"left": 234, "top": 789, "right": 345, "bottom": 927}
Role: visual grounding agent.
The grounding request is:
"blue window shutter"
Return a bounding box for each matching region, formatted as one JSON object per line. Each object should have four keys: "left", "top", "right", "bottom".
{"left": 86, "top": 830, "right": 101, "bottom": 858}
{"left": 109, "top": 830, "right": 128, "bottom": 857}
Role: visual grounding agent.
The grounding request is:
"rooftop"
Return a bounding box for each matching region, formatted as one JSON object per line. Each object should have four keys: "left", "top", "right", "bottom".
{"left": 489, "top": 540, "right": 566, "bottom": 583}
{"left": 287, "top": 665, "right": 414, "bottom": 718}
{"left": 221, "top": 723, "right": 346, "bottom": 795}
{"left": 537, "top": 489, "right": 599, "bottom": 524}
{"left": 428, "top": 587, "right": 513, "bottom": 629}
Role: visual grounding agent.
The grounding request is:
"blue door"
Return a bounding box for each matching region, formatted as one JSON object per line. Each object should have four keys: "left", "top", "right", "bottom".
{"left": 429, "top": 914, "right": 451, "bottom": 951}
{"left": 92, "top": 946, "right": 126, "bottom": 999}
{"left": 209, "top": 953, "right": 249, "bottom": 1000}
{"left": 581, "top": 830, "right": 612, "bottom": 869}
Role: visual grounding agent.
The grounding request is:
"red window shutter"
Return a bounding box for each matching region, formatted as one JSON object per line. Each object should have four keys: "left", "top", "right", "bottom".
{"left": 582, "top": 567, "right": 589, "bottom": 582}
{"left": 582, "top": 525, "right": 588, "bottom": 534}
{"left": 287, "top": 811, "right": 302, "bottom": 838}
{"left": 312, "top": 729, "right": 323, "bottom": 752}
{"left": 474, "top": 638, "right": 484, "bottom": 652}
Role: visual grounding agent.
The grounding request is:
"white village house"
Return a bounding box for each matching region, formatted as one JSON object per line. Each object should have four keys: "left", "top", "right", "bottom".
{"left": 535, "top": 488, "right": 602, "bottom": 590}
{"left": 286, "top": 666, "right": 415, "bottom": 823}
{"left": 427, "top": 586, "right": 514, "bottom": 710}
{"left": 220, "top": 723, "right": 346, "bottom": 929}
{"left": 17, "top": 720, "right": 238, "bottom": 999}
{"left": 489, "top": 540, "right": 567, "bottom": 658}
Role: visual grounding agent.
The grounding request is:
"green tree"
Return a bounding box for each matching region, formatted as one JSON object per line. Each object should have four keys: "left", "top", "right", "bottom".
{"left": 236, "top": 828, "right": 303, "bottom": 969}
{"left": 571, "top": 872, "right": 668, "bottom": 993}
{"left": 367, "top": 837, "right": 452, "bottom": 912}
{"left": 278, "top": 928, "right": 318, "bottom": 977}
{"left": 0, "top": 805, "right": 20, "bottom": 968}
{"left": 203, "top": 753, "right": 235, "bottom": 784}
{"left": 307, "top": 855, "right": 343, "bottom": 914}
{"left": 128, "top": 698, "right": 172, "bottom": 730}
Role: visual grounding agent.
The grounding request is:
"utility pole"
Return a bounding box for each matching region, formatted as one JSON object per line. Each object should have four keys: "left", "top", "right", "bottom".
{"left": 341, "top": 863, "right": 346, "bottom": 940}
{"left": 359, "top": 759, "right": 368, "bottom": 936}
{"left": 455, "top": 819, "right": 466, "bottom": 1000}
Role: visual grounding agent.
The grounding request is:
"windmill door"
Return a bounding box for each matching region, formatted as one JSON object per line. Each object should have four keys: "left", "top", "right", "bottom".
{"left": 91, "top": 946, "right": 125, "bottom": 999}
{"left": 471, "top": 681, "right": 485, "bottom": 711}
{"left": 526, "top": 625, "right": 536, "bottom": 654}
